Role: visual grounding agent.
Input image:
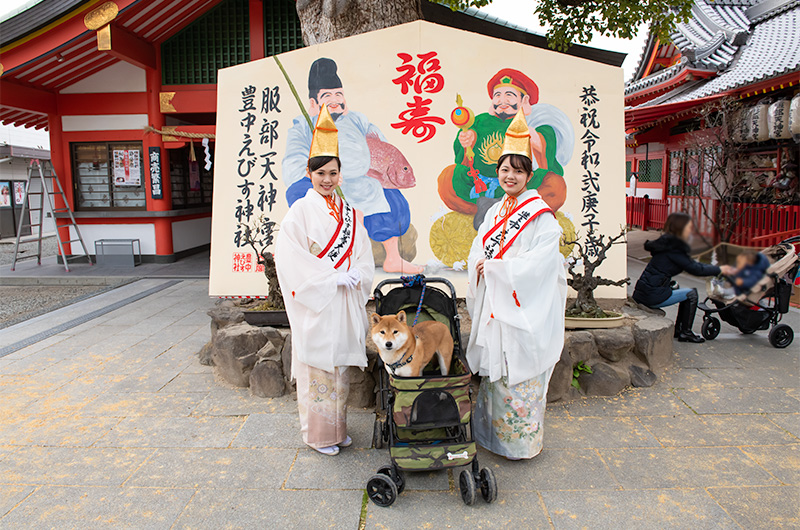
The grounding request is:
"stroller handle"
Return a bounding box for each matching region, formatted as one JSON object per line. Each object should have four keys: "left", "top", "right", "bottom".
{"left": 780, "top": 235, "right": 800, "bottom": 245}
{"left": 374, "top": 276, "right": 459, "bottom": 300}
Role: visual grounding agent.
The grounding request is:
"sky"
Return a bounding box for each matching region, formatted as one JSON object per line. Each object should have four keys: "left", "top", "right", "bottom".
{"left": 0, "top": 0, "right": 648, "bottom": 149}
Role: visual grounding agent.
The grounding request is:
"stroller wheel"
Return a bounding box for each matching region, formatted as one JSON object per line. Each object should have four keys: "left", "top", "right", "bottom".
{"left": 478, "top": 467, "right": 498, "bottom": 503}
{"left": 701, "top": 317, "right": 721, "bottom": 340}
{"left": 459, "top": 470, "right": 477, "bottom": 506}
{"left": 367, "top": 474, "right": 398, "bottom": 507}
{"left": 769, "top": 324, "right": 793, "bottom": 349}
{"left": 377, "top": 464, "right": 406, "bottom": 494}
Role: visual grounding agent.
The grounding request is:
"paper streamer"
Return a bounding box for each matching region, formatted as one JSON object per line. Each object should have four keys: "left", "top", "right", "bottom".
{"left": 202, "top": 138, "right": 212, "bottom": 170}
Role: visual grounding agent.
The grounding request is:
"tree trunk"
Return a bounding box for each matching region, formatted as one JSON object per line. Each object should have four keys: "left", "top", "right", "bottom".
{"left": 296, "top": 0, "right": 422, "bottom": 45}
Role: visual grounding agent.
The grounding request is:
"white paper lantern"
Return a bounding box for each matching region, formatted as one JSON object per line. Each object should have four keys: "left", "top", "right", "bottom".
{"left": 790, "top": 92, "right": 800, "bottom": 141}
{"left": 768, "top": 99, "right": 792, "bottom": 139}
{"left": 750, "top": 101, "right": 770, "bottom": 142}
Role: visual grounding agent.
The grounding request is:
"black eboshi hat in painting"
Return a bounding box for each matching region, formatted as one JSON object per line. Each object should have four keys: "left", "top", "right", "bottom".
{"left": 308, "top": 58, "right": 343, "bottom": 97}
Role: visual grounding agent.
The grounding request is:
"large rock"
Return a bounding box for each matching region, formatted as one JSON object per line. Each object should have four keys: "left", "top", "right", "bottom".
{"left": 578, "top": 362, "right": 629, "bottom": 396}
{"left": 565, "top": 331, "right": 598, "bottom": 364}
{"left": 624, "top": 297, "right": 666, "bottom": 318}
{"left": 208, "top": 305, "right": 245, "bottom": 341}
{"left": 211, "top": 322, "right": 270, "bottom": 387}
{"left": 256, "top": 340, "right": 280, "bottom": 363}
{"left": 629, "top": 365, "right": 657, "bottom": 388}
{"left": 592, "top": 327, "right": 635, "bottom": 363}
{"left": 197, "top": 341, "right": 213, "bottom": 366}
{"left": 261, "top": 326, "right": 286, "bottom": 353}
{"left": 250, "top": 360, "right": 286, "bottom": 397}
{"left": 347, "top": 366, "right": 376, "bottom": 408}
{"left": 281, "top": 334, "right": 293, "bottom": 381}
{"left": 633, "top": 316, "right": 675, "bottom": 373}
{"left": 547, "top": 346, "right": 573, "bottom": 403}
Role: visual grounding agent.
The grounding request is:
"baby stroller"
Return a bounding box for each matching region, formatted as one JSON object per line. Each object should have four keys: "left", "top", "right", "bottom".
{"left": 698, "top": 235, "right": 799, "bottom": 348}
{"left": 366, "top": 276, "right": 497, "bottom": 508}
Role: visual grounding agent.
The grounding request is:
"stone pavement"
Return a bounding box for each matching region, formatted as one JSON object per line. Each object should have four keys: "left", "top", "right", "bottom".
{"left": 0, "top": 271, "right": 797, "bottom": 529}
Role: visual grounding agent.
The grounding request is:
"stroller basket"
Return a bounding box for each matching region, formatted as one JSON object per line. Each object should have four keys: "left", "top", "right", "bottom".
{"left": 367, "top": 276, "right": 498, "bottom": 508}
{"left": 390, "top": 358, "right": 472, "bottom": 430}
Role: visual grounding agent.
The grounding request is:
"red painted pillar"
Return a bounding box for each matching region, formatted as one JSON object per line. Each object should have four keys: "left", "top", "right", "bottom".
{"left": 249, "top": 0, "right": 265, "bottom": 61}
{"left": 47, "top": 113, "right": 73, "bottom": 255}
{"left": 145, "top": 54, "right": 174, "bottom": 257}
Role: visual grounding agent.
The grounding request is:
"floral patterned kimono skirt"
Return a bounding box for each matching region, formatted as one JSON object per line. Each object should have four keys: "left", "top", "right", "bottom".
{"left": 473, "top": 365, "right": 555, "bottom": 459}
{"left": 294, "top": 356, "right": 349, "bottom": 449}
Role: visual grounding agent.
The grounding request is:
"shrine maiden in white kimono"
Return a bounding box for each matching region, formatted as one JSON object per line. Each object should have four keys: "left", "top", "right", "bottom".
{"left": 275, "top": 105, "right": 375, "bottom": 453}
{"left": 466, "top": 111, "right": 568, "bottom": 460}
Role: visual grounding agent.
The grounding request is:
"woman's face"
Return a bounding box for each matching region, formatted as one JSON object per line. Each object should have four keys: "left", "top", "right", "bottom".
{"left": 307, "top": 159, "right": 340, "bottom": 196}
{"left": 497, "top": 159, "right": 531, "bottom": 197}
{"left": 681, "top": 220, "right": 694, "bottom": 241}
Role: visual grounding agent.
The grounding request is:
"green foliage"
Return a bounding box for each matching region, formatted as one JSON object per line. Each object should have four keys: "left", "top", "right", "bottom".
{"left": 436, "top": 0, "right": 693, "bottom": 51}
{"left": 571, "top": 361, "right": 592, "bottom": 389}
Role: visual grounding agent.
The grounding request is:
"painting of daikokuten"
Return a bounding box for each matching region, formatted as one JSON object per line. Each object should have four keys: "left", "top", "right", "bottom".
{"left": 210, "top": 21, "right": 625, "bottom": 298}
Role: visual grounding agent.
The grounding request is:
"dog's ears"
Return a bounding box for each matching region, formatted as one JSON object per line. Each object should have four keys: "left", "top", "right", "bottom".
{"left": 370, "top": 313, "right": 381, "bottom": 325}
{"left": 396, "top": 310, "right": 407, "bottom": 323}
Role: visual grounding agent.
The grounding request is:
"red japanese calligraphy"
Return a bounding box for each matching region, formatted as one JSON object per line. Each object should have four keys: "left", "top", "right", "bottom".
{"left": 232, "top": 252, "right": 253, "bottom": 272}
{"left": 392, "top": 52, "right": 445, "bottom": 95}
{"left": 391, "top": 96, "right": 445, "bottom": 143}
{"left": 392, "top": 51, "right": 445, "bottom": 143}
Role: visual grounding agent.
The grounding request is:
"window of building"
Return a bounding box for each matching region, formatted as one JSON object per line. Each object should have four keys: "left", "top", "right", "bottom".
{"left": 625, "top": 160, "right": 632, "bottom": 182}
{"left": 169, "top": 146, "right": 213, "bottom": 209}
{"left": 636, "top": 158, "right": 663, "bottom": 183}
{"left": 71, "top": 142, "right": 146, "bottom": 210}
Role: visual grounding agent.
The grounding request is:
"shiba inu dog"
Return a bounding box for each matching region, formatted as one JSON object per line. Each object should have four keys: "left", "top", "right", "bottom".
{"left": 370, "top": 310, "right": 454, "bottom": 377}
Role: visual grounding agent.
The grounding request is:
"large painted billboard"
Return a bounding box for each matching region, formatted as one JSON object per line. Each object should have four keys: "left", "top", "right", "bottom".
{"left": 210, "top": 21, "right": 626, "bottom": 297}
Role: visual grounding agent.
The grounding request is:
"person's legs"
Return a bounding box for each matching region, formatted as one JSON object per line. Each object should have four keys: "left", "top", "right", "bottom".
{"left": 677, "top": 288, "right": 704, "bottom": 343}
{"left": 363, "top": 189, "right": 422, "bottom": 273}
{"left": 652, "top": 288, "right": 704, "bottom": 343}
{"left": 652, "top": 288, "right": 692, "bottom": 308}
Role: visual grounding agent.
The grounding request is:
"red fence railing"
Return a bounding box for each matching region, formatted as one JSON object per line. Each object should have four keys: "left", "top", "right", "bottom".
{"left": 626, "top": 196, "right": 669, "bottom": 230}
{"left": 722, "top": 203, "right": 800, "bottom": 247}
{"left": 627, "top": 197, "right": 800, "bottom": 247}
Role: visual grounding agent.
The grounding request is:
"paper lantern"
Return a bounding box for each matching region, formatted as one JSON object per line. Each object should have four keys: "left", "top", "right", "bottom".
{"left": 750, "top": 100, "right": 770, "bottom": 143}
{"left": 790, "top": 92, "right": 800, "bottom": 141}
{"left": 768, "top": 99, "right": 792, "bottom": 139}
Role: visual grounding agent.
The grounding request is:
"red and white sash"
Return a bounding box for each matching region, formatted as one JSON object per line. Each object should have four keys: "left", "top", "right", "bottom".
{"left": 482, "top": 196, "right": 552, "bottom": 259}
{"left": 317, "top": 200, "right": 357, "bottom": 269}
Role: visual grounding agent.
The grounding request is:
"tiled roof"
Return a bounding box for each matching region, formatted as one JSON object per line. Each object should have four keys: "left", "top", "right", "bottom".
{"left": 661, "top": 5, "right": 800, "bottom": 102}
{"left": 746, "top": 0, "right": 800, "bottom": 22}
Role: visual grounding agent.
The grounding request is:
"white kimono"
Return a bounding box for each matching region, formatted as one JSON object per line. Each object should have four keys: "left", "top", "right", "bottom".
{"left": 275, "top": 188, "right": 374, "bottom": 374}
{"left": 466, "top": 188, "right": 567, "bottom": 458}
{"left": 275, "top": 189, "right": 375, "bottom": 448}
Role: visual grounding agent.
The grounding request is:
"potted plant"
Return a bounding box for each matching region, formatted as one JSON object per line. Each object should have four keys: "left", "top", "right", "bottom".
{"left": 564, "top": 228, "right": 630, "bottom": 329}
{"left": 239, "top": 216, "right": 289, "bottom": 327}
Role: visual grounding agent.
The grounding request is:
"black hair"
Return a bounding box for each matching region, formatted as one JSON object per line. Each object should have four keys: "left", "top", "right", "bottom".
{"left": 308, "top": 156, "right": 341, "bottom": 172}
{"left": 497, "top": 153, "right": 533, "bottom": 176}
{"left": 663, "top": 212, "right": 692, "bottom": 239}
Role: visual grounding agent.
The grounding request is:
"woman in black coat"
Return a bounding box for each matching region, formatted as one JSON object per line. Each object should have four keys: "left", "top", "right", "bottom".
{"left": 633, "top": 212, "right": 735, "bottom": 343}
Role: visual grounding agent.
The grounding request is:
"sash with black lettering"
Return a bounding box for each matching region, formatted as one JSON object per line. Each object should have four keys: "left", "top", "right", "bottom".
{"left": 483, "top": 197, "right": 553, "bottom": 259}
{"left": 317, "top": 201, "right": 356, "bottom": 269}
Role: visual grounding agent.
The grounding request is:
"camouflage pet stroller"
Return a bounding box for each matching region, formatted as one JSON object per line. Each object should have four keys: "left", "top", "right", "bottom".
{"left": 699, "top": 235, "right": 800, "bottom": 348}
{"left": 366, "top": 276, "right": 497, "bottom": 508}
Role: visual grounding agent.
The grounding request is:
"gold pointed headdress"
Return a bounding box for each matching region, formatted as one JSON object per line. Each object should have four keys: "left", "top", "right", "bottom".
{"left": 309, "top": 104, "right": 339, "bottom": 158}
{"left": 501, "top": 109, "right": 532, "bottom": 160}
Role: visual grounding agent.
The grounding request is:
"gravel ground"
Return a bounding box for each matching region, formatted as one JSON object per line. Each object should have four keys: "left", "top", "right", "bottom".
{"left": 0, "top": 236, "right": 128, "bottom": 328}
{"left": 0, "top": 235, "right": 59, "bottom": 266}
{"left": 0, "top": 284, "right": 127, "bottom": 329}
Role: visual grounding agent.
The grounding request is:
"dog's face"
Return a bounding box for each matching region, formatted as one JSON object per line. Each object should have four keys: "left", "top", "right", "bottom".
{"left": 370, "top": 311, "right": 411, "bottom": 357}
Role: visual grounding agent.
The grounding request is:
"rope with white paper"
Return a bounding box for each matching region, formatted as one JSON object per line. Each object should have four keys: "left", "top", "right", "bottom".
{"left": 202, "top": 138, "right": 212, "bottom": 170}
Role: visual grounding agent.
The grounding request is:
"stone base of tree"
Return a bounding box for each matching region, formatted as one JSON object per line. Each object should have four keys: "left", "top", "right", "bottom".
{"left": 199, "top": 297, "right": 675, "bottom": 405}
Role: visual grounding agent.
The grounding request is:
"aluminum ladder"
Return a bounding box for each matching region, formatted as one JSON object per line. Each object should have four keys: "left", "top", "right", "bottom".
{"left": 10, "top": 159, "right": 92, "bottom": 272}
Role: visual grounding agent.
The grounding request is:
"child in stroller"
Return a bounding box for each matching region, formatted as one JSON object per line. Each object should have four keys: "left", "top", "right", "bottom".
{"left": 698, "top": 236, "right": 799, "bottom": 348}
{"left": 731, "top": 250, "right": 770, "bottom": 295}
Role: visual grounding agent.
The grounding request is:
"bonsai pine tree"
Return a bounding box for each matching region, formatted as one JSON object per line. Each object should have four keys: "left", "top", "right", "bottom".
{"left": 239, "top": 216, "right": 285, "bottom": 311}
{"left": 564, "top": 228, "right": 630, "bottom": 318}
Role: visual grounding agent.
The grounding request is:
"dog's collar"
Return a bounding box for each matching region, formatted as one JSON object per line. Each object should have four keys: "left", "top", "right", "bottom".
{"left": 386, "top": 354, "right": 413, "bottom": 375}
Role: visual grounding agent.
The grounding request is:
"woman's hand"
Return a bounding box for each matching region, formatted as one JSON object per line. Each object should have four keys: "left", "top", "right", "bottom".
{"left": 720, "top": 265, "right": 736, "bottom": 276}
{"left": 476, "top": 258, "right": 486, "bottom": 279}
